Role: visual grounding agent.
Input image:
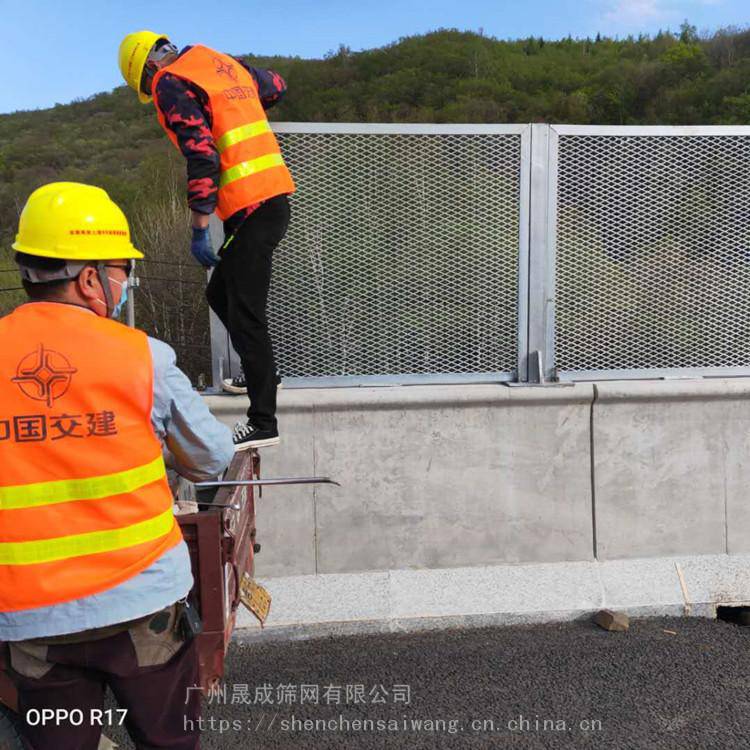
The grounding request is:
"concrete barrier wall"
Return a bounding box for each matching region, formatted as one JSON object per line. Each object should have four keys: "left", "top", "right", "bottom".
{"left": 208, "top": 383, "right": 595, "bottom": 578}
{"left": 206, "top": 379, "right": 750, "bottom": 629}
{"left": 593, "top": 379, "right": 750, "bottom": 559}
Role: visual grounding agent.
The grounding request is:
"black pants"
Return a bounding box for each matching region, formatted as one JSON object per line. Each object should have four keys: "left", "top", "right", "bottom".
{"left": 206, "top": 195, "right": 291, "bottom": 431}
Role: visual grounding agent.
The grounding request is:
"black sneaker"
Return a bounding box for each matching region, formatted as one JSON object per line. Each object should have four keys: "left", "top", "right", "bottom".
{"left": 222, "top": 371, "right": 247, "bottom": 395}
{"left": 222, "top": 371, "right": 284, "bottom": 396}
{"left": 233, "top": 422, "right": 280, "bottom": 451}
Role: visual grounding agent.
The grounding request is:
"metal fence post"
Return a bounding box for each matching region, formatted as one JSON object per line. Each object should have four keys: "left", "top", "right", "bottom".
{"left": 526, "top": 124, "right": 557, "bottom": 383}
{"left": 208, "top": 214, "right": 229, "bottom": 390}
{"left": 516, "top": 125, "right": 532, "bottom": 382}
{"left": 126, "top": 271, "right": 137, "bottom": 328}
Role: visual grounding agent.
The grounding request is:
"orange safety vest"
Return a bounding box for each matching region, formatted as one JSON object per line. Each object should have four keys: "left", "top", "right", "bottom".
{"left": 152, "top": 45, "right": 296, "bottom": 221}
{"left": 0, "top": 303, "right": 182, "bottom": 612}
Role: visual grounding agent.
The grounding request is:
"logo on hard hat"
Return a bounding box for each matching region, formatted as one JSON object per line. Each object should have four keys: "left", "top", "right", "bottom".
{"left": 214, "top": 57, "right": 238, "bottom": 81}
{"left": 12, "top": 345, "right": 77, "bottom": 408}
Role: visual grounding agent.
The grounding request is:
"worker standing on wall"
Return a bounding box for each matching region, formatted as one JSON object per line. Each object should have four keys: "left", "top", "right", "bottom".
{"left": 0, "top": 182, "right": 234, "bottom": 750}
{"left": 118, "top": 31, "right": 295, "bottom": 451}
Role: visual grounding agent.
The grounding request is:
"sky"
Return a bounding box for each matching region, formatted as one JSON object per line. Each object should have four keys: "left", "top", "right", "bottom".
{"left": 0, "top": 0, "right": 747, "bottom": 114}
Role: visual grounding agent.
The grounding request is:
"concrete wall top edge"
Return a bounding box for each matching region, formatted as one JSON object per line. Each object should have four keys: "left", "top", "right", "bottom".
{"left": 205, "top": 378, "right": 750, "bottom": 414}
{"left": 205, "top": 383, "right": 595, "bottom": 414}
{"left": 594, "top": 378, "right": 750, "bottom": 404}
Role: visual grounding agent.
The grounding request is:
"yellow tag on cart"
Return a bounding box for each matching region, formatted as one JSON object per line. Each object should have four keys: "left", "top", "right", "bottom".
{"left": 240, "top": 573, "right": 272, "bottom": 627}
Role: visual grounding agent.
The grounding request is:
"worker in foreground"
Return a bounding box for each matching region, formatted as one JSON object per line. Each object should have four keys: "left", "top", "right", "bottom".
{"left": 0, "top": 182, "right": 234, "bottom": 750}
{"left": 118, "top": 30, "right": 296, "bottom": 451}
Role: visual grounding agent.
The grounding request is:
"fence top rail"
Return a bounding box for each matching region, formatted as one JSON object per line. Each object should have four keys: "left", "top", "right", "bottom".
{"left": 551, "top": 124, "right": 750, "bottom": 137}
{"left": 271, "top": 122, "right": 529, "bottom": 135}
{"left": 271, "top": 123, "right": 750, "bottom": 137}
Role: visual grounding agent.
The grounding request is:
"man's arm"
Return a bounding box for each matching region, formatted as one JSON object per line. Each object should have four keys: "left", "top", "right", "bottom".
{"left": 149, "top": 338, "right": 234, "bottom": 482}
{"left": 234, "top": 59, "right": 288, "bottom": 109}
{"left": 153, "top": 73, "right": 219, "bottom": 226}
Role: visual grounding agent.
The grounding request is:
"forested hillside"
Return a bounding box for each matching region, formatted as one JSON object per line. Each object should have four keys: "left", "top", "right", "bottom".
{"left": 1, "top": 25, "right": 748, "bottom": 382}
{"left": 1, "top": 24, "right": 749, "bottom": 242}
{"left": 0, "top": 24, "right": 750, "bottom": 227}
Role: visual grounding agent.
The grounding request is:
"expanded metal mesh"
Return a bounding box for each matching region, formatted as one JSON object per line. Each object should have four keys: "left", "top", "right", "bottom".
{"left": 555, "top": 133, "right": 750, "bottom": 373}
{"left": 269, "top": 130, "right": 522, "bottom": 380}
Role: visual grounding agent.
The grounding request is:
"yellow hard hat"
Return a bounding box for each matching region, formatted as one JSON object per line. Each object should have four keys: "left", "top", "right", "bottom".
{"left": 118, "top": 30, "right": 167, "bottom": 104}
{"left": 12, "top": 182, "right": 144, "bottom": 261}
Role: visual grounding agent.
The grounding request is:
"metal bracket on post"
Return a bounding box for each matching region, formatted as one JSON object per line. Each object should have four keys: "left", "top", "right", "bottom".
{"left": 506, "top": 350, "right": 572, "bottom": 388}
{"left": 528, "top": 350, "right": 545, "bottom": 384}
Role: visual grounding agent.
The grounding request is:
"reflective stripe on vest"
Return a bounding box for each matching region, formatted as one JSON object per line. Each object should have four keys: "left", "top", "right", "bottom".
{"left": 220, "top": 153, "right": 286, "bottom": 188}
{"left": 216, "top": 119, "right": 272, "bottom": 154}
{"left": 0, "top": 509, "right": 175, "bottom": 566}
{"left": 0, "top": 455, "right": 165, "bottom": 511}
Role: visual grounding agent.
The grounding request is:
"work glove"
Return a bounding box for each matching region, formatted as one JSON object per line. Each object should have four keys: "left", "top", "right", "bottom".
{"left": 190, "top": 226, "right": 220, "bottom": 268}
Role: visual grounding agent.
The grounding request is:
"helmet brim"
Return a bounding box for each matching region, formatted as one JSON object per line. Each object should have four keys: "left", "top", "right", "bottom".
{"left": 12, "top": 240, "right": 145, "bottom": 261}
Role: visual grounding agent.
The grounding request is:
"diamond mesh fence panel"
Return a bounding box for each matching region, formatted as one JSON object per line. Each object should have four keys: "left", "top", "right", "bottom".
{"left": 269, "top": 130, "right": 522, "bottom": 381}
{"left": 554, "top": 133, "right": 750, "bottom": 374}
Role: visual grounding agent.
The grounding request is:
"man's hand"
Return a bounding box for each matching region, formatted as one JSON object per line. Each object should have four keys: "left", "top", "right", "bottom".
{"left": 190, "top": 226, "right": 220, "bottom": 268}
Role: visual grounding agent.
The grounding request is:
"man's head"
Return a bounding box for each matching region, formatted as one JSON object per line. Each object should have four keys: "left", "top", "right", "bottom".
{"left": 118, "top": 31, "right": 178, "bottom": 103}
{"left": 13, "top": 182, "right": 143, "bottom": 319}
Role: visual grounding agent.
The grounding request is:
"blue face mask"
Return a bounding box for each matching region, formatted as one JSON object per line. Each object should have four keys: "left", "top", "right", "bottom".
{"left": 101, "top": 276, "right": 128, "bottom": 318}
{"left": 107, "top": 276, "right": 128, "bottom": 318}
{"left": 94, "top": 266, "right": 131, "bottom": 318}
{"left": 112, "top": 278, "right": 128, "bottom": 318}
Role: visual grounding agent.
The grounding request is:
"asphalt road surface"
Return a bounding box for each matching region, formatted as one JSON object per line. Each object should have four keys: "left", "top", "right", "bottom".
{"left": 106, "top": 615, "right": 750, "bottom": 749}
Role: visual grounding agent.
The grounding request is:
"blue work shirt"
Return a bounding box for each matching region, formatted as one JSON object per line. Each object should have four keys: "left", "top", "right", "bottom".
{"left": 0, "top": 315, "right": 234, "bottom": 641}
